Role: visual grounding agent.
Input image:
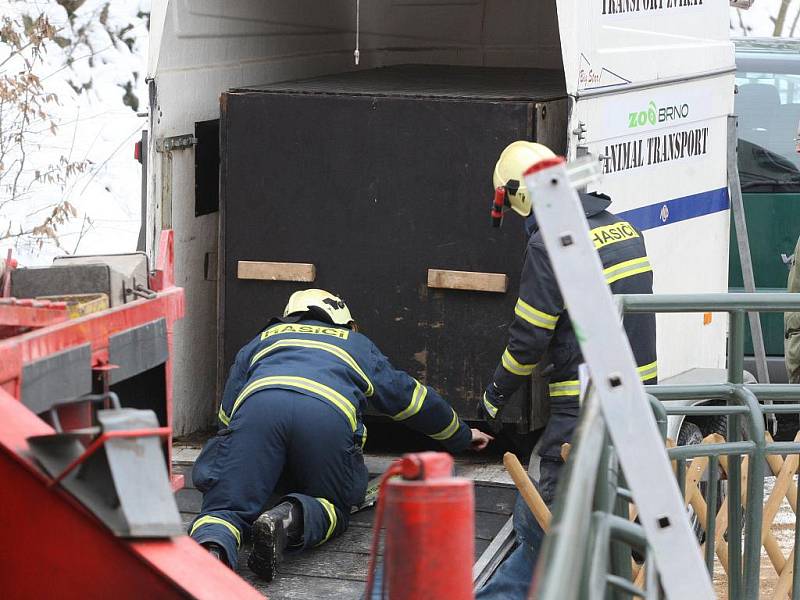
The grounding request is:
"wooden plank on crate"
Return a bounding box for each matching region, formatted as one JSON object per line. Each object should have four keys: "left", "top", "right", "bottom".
{"left": 427, "top": 269, "right": 507, "bottom": 293}
{"left": 238, "top": 261, "right": 316, "bottom": 282}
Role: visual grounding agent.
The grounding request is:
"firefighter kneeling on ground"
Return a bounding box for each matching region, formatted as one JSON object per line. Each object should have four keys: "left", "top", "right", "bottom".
{"left": 477, "top": 142, "right": 657, "bottom": 598}
{"left": 189, "top": 289, "right": 493, "bottom": 580}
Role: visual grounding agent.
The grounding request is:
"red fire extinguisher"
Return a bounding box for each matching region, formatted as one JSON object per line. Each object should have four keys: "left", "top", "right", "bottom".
{"left": 365, "top": 452, "right": 474, "bottom": 600}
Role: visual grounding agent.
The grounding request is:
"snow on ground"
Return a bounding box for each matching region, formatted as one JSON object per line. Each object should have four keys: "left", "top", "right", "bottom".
{"left": 0, "top": 1, "right": 794, "bottom": 268}
{"left": 713, "top": 474, "right": 798, "bottom": 597}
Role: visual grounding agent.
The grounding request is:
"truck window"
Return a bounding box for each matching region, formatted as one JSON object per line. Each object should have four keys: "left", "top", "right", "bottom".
{"left": 735, "top": 66, "right": 800, "bottom": 193}
{"left": 195, "top": 119, "right": 220, "bottom": 216}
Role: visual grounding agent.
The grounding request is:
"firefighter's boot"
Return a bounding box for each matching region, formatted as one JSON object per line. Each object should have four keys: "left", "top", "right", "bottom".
{"left": 248, "top": 500, "right": 302, "bottom": 581}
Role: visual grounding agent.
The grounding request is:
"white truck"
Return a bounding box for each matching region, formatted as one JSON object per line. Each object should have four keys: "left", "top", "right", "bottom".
{"left": 145, "top": 0, "right": 739, "bottom": 439}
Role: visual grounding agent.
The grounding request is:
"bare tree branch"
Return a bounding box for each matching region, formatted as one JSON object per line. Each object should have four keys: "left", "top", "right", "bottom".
{"left": 774, "top": 0, "right": 793, "bottom": 36}
{"left": 736, "top": 9, "right": 749, "bottom": 37}
{"left": 0, "top": 12, "right": 86, "bottom": 253}
{"left": 790, "top": 4, "right": 800, "bottom": 37}
{"left": 1, "top": 8, "right": 146, "bottom": 256}
{"left": 70, "top": 213, "right": 92, "bottom": 255}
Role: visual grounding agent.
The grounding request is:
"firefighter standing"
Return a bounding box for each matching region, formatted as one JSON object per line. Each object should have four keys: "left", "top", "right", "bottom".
{"left": 477, "top": 142, "right": 657, "bottom": 598}
{"left": 190, "top": 289, "right": 492, "bottom": 580}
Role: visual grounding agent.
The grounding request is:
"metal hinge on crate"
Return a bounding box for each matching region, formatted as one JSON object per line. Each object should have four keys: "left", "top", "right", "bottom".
{"left": 155, "top": 134, "right": 198, "bottom": 153}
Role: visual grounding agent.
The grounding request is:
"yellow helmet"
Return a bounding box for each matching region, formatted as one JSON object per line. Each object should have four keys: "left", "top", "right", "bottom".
{"left": 493, "top": 141, "right": 557, "bottom": 217}
{"left": 283, "top": 289, "right": 354, "bottom": 326}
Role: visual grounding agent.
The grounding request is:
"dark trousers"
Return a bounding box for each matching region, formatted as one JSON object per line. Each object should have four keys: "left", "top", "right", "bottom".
{"left": 538, "top": 399, "right": 580, "bottom": 462}
{"left": 475, "top": 459, "right": 562, "bottom": 599}
{"left": 189, "top": 388, "right": 369, "bottom": 568}
{"left": 474, "top": 397, "right": 575, "bottom": 599}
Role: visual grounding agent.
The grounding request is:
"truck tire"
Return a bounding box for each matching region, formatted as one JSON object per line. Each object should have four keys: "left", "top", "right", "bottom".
{"left": 703, "top": 414, "right": 729, "bottom": 440}
{"left": 677, "top": 419, "right": 727, "bottom": 544}
{"left": 678, "top": 419, "right": 703, "bottom": 446}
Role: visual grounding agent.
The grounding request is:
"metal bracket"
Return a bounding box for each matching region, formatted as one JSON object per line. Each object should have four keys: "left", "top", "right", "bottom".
{"left": 154, "top": 136, "right": 195, "bottom": 230}
{"left": 571, "top": 121, "right": 587, "bottom": 144}
{"left": 28, "top": 406, "right": 182, "bottom": 537}
{"left": 126, "top": 284, "right": 157, "bottom": 300}
{"left": 155, "top": 134, "right": 197, "bottom": 153}
{"left": 523, "top": 160, "right": 715, "bottom": 598}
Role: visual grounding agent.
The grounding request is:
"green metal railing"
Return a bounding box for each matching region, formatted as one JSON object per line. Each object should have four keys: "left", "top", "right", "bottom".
{"left": 532, "top": 293, "right": 800, "bottom": 600}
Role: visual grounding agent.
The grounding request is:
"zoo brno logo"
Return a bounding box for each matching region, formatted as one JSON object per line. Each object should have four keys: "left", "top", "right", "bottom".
{"left": 628, "top": 100, "right": 689, "bottom": 129}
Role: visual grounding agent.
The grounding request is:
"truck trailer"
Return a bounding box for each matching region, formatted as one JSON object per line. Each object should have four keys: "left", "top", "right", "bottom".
{"left": 145, "top": 0, "right": 736, "bottom": 439}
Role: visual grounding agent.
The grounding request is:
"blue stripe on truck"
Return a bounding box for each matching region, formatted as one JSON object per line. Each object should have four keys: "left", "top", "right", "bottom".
{"left": 616, "top": 187, "right": 729, "bottom": 232}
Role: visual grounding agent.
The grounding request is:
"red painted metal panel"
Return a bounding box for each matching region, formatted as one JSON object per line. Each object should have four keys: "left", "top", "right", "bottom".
{"left": 0, "top": 298, "right": 69, "bottom": 330}
{"left": 0, "top": 233, "right": 265, "bottom": 597}
{"left": 0, "top": 386, "right": 52, "bottom": 450}
{"left": 0, "top": 390, "right": 262, "bottom": 599}
{"left": 0, "top": 289, "right": 184, "bottom": 382}
{"left": 0, "top": 231, "right": 185, "bottom": 474}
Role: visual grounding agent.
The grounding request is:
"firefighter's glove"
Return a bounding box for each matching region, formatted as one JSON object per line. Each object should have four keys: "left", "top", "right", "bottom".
{"left": 482, "top": 383, "right": 506, "bottom": 435}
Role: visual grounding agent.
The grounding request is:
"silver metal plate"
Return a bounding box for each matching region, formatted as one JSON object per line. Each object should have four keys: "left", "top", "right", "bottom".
{"left": 473, "top": 516, "right": 515, "bottom": 590}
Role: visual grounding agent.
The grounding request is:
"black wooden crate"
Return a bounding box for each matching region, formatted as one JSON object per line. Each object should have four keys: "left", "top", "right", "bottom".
{"left": 219, "top": 65, "right": 566, "bottom": 424}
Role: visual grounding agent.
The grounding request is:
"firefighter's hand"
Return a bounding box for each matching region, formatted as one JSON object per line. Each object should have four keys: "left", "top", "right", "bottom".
{"left": 481, "top": 383, "right": 505, "bottom": 435}
{"left": 470, "top": 428, "right": 494, "bottom": 451}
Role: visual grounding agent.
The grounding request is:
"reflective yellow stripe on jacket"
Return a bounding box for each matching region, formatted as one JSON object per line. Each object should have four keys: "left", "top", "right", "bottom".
{"left": 482, "top": 392, "right": 499, "bottom": 418}
{"left": 391, "top": 379, "right": 427, "bottom": 421}
{"left": 604, "top": 257, "right": 652, "bottom": 285}
{"left": 514, "top": 298, "right": 559, "bottom": 331}
{"left": 429, "top": 408, "right": 460, "bottom": 441}
{"left": 637, "top": 361, "right": 658, "bottom": 382}
{"left": 218, "top": 376, "right": 358, "bottom": 431}
{"left": 548, "top": 362, "right": 657, "bottom": 399}
{"left": 249, "top": 338, "right": 374, "bottom": 396}
{"left": 501, "top": 348, "right": 537, "bottom": 376}
{"left": 548, "top": 380, "right": 581, "bottom": 398}
{"left": 358, "top": 425, "right": 367, "bottom": 449}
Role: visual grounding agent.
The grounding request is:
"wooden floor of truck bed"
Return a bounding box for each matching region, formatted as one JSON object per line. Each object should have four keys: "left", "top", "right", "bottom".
{"left": 173, "top": 448, "right": 516, "bottom": 599}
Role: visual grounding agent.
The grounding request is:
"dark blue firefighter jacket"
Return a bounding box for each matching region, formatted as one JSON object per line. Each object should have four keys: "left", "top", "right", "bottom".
{"left": 217, "top": 319, "right": 472, "bottom": 453}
